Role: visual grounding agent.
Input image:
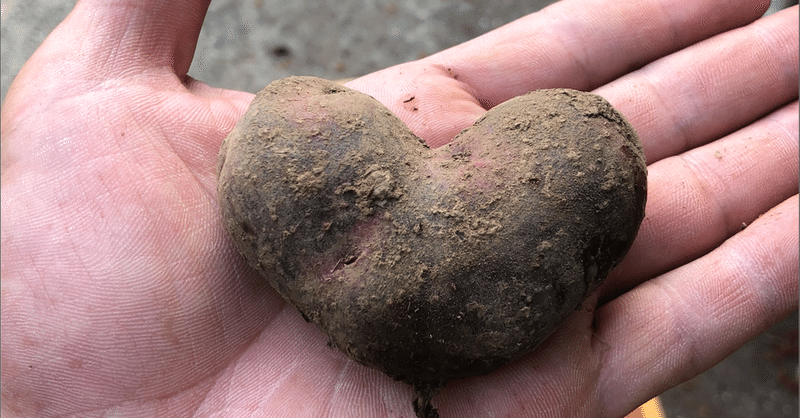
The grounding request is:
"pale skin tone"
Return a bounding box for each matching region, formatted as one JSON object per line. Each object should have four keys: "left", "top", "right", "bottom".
{"left": 1, "top": 0, "right": 797, "bottom": 416}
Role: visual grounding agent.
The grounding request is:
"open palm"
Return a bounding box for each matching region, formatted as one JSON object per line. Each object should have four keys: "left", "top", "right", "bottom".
{"left": 2, "top": 0, "right": 797, "bottom": 417}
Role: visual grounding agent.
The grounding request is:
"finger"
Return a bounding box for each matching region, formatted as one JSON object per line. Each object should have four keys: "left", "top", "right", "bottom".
{"left": 429, "top": 0, "right": 771, "bottom": 107}
{"left": 603, "top": 100, "right": 798, "bottom": 298}
{"left": 348, "top": 0, "right": 771, "bottom": 147}
{"left": 19, "top": 0, "right": 211, "bottom": 88}
{"left": 593, "top": 195, "right": 798, "bottom": 417}
{"left": 598, "top": 7, "right": 799, "bottom": 164}
{"left": 78, "top": 0, "right": 211, "bottom": 77}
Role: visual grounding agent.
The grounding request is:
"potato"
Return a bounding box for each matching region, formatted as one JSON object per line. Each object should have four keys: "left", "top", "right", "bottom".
{"left": 217, "top": 76, "right": 647, "bottom": 417}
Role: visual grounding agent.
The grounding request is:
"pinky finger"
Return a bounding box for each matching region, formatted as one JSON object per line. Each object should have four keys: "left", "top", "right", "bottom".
{"left": 593, "top": 194, "right": 798, "bottom": 416}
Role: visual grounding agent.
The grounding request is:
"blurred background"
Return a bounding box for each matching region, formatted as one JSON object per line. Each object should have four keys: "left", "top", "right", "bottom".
{"left": 2, "top": 0, "right": 797, "bottom": 416}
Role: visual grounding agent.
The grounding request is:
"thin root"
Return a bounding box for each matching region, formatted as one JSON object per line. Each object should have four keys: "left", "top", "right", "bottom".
{"left": 412, "top": 381, "right": 444, "bottom": 418}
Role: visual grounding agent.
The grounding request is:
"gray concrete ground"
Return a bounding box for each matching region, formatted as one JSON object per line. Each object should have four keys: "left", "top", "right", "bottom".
{"left": 2, "top": 0, "right": 797, "bottom": 417}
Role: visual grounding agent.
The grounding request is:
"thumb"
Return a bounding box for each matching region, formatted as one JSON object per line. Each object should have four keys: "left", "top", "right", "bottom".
{"left": 8, "top": 0, "right": 210, "bottom": 101}
{"left": 74, "top": 0, "right": 210, "bottom": 77}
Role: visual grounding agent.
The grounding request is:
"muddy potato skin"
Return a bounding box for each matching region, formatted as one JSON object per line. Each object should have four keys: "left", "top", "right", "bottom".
{"left": 217, "top": 77, "right": 646, "bottom": 391}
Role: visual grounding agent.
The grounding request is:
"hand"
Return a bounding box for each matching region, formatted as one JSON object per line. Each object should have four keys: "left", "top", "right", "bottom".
{"left": 2, "top": 0, "right": 796, "bottom": 417}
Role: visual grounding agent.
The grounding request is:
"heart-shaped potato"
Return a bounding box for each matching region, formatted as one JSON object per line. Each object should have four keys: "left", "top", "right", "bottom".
{"left": 217, "top": 76, "right": 646, "bottom": 417}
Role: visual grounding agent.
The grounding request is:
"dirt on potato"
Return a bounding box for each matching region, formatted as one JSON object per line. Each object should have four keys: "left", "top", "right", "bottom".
{"left": 217, "top": 76, "right": 647, "bottom": 418}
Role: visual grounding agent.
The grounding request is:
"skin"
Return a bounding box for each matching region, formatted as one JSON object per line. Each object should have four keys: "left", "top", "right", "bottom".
{"left": 1, "top": 0, "right": 797, "bottom": 417}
